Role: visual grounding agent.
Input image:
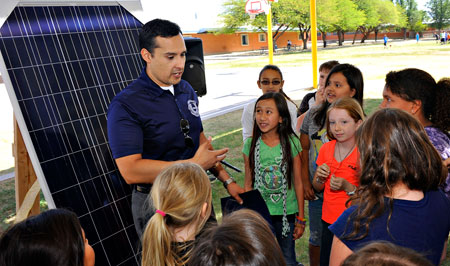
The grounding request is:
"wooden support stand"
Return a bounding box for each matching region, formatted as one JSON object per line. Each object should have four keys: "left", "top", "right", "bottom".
{"left": 13, "top": 118, "right": 40, "bottom": 217}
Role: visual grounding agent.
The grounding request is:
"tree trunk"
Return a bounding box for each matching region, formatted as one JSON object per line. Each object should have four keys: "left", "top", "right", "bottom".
{"left": 402, "top": 28, "right": 407, "bottom": 40}
{"left": 337, "top": 30, "right": 344, "bottom": 46}
{"left": 361, "top": 31, "right": 370, "bottom": 43}
{"left": 374, "top": 28, "right": 378, "bottom": 42}
{"left": 352, "top": 28, "right": 359, "bottom": 45}
{"left": 320, "top": 31, "right": 327, "bottom": 48}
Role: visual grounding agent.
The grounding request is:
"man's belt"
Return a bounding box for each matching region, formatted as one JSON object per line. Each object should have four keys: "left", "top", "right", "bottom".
{"left": 135, "top": 184, "right": 151, "bottom": 194}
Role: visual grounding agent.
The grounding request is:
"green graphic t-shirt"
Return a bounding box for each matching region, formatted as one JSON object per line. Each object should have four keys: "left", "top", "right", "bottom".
{"left": 243, "top": 136, "right": 302, "bottom": 215}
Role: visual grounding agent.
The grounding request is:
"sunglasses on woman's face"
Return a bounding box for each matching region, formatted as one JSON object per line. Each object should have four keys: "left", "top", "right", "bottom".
{"left": 180, "top": 119, "right": 194, "bottom": 148}
{"left": 260, "top": 80, "right": 281, "bottom": 85}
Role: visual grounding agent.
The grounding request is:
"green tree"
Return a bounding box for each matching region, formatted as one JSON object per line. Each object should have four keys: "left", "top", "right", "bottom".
{"left": 353, "top": 0, "right": 401, "bottom": 43}
{"left": 395, "top": 0, "right": 427, "bottom": 39}
{"left": 426, "top": 0, "right": 450, "bottom": 31}
{"left": 317, "top": 0, "right": 340, "bottom": 47}
{"left": 334, "top": 0, "right": 365, "bottom": 46}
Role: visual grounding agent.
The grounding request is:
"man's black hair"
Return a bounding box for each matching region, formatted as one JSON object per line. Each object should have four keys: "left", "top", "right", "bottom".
{"left": 139, "top": 19, "right": 182, "bottom": 53}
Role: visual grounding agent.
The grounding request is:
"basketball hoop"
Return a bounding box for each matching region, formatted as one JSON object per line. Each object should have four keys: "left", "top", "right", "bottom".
{"left": 245, "top": 0, "right": 269, "bottom": 20}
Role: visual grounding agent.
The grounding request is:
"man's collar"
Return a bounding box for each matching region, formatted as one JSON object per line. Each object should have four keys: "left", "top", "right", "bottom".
{"left": 139, "top": 67, "right": 188, "bottom": 97}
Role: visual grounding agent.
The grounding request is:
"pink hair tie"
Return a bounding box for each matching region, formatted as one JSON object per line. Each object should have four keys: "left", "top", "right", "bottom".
{"left": 156, "top": 209, "right": 166, "bottom": 217}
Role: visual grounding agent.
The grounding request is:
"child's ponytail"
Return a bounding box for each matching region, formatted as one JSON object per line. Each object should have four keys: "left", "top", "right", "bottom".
{"left": 141, "top": 163, "right": 212, "bottom": 266}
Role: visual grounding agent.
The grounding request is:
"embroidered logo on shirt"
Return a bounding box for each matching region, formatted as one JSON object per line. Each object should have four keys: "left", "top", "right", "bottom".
{"left": 187, "top": 100, "right": 200, "bottom": 117}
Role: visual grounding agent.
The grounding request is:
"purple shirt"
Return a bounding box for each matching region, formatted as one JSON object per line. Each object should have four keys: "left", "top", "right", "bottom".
{"left": 425, "top": 126, "right": 450, "bottom": 199}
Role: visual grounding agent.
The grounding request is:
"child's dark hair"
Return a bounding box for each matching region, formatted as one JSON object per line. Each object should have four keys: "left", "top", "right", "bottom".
{"left": 249, "top": 92, "right": 298, "bottom": 189}
{"left": 139, "top": 19, "right": 182, "bottom": 53}
{"left": 0, "top": 209, "right": 85, "bottom": 266}
{"left": 344, "top": 109, "right": 445, "bottom": 240}
{"left": 319, "top": 60, "right": 340, "bottom": 72}
{"left": 259, "top": 65, "right": 297, "bottom": 108}
{"left": 313, "top": 63, "right": 364, "bottom": 129}
{"left": 385, "top": 68, "right": 450, "bottom": 133}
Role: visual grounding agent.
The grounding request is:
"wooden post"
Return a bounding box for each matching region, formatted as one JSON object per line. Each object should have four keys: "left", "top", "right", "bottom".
{"left": 13, "top": 118, "right": 40, "bottom": 216}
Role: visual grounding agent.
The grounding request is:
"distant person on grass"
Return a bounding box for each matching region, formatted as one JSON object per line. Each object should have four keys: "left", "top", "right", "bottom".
{"left": 383, "top": 35, "right": 388, "bottom": 49}
{"left": 243, "top": 92, "right": 305, "bottom": 266}
{"left": 241, "top": 65, "right": 297, "bottom": 141}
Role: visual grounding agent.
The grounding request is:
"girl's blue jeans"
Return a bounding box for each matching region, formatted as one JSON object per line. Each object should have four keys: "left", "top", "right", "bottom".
{"left": 271, "top": 214, "right": 298, "bottom": 266}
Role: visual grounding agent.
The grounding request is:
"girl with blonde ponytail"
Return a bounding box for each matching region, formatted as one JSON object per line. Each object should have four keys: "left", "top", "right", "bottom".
{"left": 141, "top": 162, "right": 212, "bottom": 266}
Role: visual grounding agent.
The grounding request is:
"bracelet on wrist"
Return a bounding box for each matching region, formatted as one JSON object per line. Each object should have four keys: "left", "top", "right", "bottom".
{"left": 296, "top": 216, "right": 307, "bottom": 225}
{"left": 346, "top": 185, "right": 357, "bottom": 196}
{"left": 316, "top": 177, "right": 325, "bottom": 184}
{"left": 223, "top": 177, "right": 236, "bottom": 189}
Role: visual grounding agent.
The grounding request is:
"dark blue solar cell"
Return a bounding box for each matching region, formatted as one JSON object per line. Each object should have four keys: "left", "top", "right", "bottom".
{"left": 41, "top": 156, "right": 78, "bottom": 192}
{"left": 80, "top": 177, "right": 113, "bottom": 216}
{"left": 62, "top": 121, "right": 81, "bottom": 152}
{"left": 89, "top": 116, "right": 106, "bottom": 145}
{"left": 62, "top": 91, "right": 80, "bottom": 120}
{"left": 45, "top": 126, "right": 68, "bottom": 158}
{"left": 70, "top": 150, "right": 92, "bottom": 182}
{"left": 28, "top": 131, "right": 44, "bottom": 162}
{"left": 53, "top": 93, "right": 70, "bottom": 122}
{"left": 91, "top": 203, "right": 123, "bottom": 240}
{"left": 72, "top": 120, "right": 90, "bottom": 149}
{"left": 116, "top": 197, "right": 134, "bottom": 227}
{"left": 101, "top": 229, "right": 137, "bottom": 265}
{"left": 106, "top": 171, "right": 129, "bottom": 201}
{"left": 51, "top": 185, "right": 89, "bottom": 215}
{"left": 22, "top": 99, "right": 42, "bottom": 130}
{"left": 34, "top": 96, "right": 52, "bottom": 128}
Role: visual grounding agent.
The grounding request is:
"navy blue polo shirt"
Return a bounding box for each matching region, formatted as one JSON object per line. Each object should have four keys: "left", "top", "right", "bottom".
{"left": 107, "top": 68, "right": 203, "bottom": 162}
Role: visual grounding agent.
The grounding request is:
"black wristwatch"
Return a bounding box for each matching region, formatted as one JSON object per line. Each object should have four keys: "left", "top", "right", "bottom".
{"left": 223, "top": 177, "right": 236, "bottom": 189}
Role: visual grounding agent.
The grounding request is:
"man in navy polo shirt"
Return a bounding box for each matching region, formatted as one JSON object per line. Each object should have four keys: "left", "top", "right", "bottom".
{"left": 107, "top": 19, "right": 244, "bottom": 237}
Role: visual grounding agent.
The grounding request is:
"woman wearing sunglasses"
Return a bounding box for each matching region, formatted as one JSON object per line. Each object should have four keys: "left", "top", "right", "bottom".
{"left": 241, "top": 65, "right": 298, "bottom": 141}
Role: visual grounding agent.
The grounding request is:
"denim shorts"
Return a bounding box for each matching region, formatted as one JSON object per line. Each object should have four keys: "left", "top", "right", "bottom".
{"left": 308, "top": 197, "right": 323, "bottom": 246}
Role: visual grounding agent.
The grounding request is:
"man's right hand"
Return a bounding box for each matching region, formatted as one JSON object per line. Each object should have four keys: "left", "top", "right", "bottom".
{"left": 192, "top": 137, "right": 228, "bottom": 170}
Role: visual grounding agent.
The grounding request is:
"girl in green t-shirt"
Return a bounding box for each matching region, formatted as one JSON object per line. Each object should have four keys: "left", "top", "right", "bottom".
{"left": 243, "top": 92, "right": 305, "bottom": 266}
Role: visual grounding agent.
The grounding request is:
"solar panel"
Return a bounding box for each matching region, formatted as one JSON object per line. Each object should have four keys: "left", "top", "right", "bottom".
{"left": 0, "top": 4, "right": 144, "bottom": 265}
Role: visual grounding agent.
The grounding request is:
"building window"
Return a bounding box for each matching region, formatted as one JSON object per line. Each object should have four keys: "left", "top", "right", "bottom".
{"left": 241, "top": 34, "right": 249, "bottom": 46}
{"left": 259, "top": 33, "right": 266, "bottom": 42}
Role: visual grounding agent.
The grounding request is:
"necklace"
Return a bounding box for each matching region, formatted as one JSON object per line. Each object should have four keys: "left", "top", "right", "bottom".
{"left": 254, "top": 136, "right": 290, "bottom": 238}
{"left": 337, "top": 142, "right": 355, "bottom": 162}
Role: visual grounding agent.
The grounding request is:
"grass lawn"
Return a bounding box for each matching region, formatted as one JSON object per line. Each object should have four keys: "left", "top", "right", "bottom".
{"left": 1, "top": 40, "right": 449, "bottom": 264}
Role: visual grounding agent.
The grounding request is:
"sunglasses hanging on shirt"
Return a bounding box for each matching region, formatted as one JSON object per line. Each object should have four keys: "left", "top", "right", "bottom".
{"left": 180, "top": 119, "right": 194, "bottom": 148}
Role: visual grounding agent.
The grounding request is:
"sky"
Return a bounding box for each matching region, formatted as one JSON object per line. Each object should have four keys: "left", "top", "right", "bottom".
{"left": 132, "top": 0, "right": 226, "bottom": 32}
